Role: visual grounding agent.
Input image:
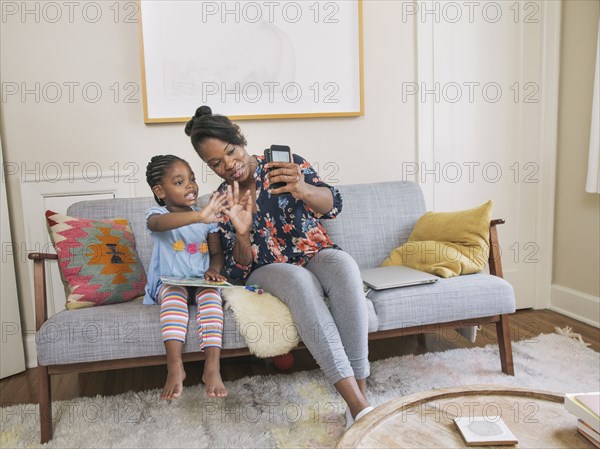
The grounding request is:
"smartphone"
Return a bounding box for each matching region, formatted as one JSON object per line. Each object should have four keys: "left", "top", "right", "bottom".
{"left": 264, "top": 145, "right": 292, "bottom": 191}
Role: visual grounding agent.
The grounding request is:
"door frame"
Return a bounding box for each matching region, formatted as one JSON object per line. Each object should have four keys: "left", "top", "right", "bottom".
{"left": 414, "top": 1, "right": 561, "bottom": 310}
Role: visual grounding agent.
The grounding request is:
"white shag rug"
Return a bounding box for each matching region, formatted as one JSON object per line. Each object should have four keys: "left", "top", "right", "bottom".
{"left": 1, "top": 333, "right": 598, "bottom": 449}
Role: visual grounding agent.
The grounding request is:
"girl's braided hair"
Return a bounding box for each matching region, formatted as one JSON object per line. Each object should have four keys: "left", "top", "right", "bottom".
{"left": 146, "top": 154, "right": 187, "bottom": 206}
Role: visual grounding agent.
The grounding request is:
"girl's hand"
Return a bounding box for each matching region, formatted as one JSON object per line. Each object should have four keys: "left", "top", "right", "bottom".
{"left": 198, "top": 191, "right": 228, "bottom": 224}
{"left": 204, "top": 269, "right": 227, "bottom": 282}
{"left": 265, "top": 162, "right": 307, "bottom": 200}
{"left": 223, "top": 181, "right": 253, "bottom": 236}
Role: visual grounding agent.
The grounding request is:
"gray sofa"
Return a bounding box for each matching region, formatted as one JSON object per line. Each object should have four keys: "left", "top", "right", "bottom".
{"left": 30, "top": 181, "right": 516, "bottom": 443}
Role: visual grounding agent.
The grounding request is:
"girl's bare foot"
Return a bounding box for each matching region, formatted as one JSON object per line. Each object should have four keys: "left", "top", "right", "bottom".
{"left": 161, "top": 361, "right": 186, "bottom": 400}
{"left": 202, "top": 365, "right": 227, "bottom": 398}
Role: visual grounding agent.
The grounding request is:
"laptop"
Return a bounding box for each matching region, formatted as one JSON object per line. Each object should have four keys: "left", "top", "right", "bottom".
{"left": 360, "top": 265, "right": 439, "bottom": 290}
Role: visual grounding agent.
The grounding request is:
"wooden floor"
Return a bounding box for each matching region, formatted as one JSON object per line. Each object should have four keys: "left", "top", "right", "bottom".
{"left": 1, "top": 309, "right": 598, "bottom": 407}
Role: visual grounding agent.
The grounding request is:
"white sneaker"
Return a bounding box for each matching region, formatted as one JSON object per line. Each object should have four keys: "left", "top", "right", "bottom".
{"left": 345, "top": 407, "right": 354, "bottom": 429}
{"left": 355, "top": 406, "right": 374, "bottom": 422}
{"left": 345, "top": 406, "right": 374, "bottom": 429}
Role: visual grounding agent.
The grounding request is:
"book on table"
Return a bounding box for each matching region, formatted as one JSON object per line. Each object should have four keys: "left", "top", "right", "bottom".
{"left": 565, "top": 392, "right": 600, "bottom": 433}
{"left": 159, "top": 276, "right": 233, "bottom": 288}
{"left": 578, "top": 419, "right": 600, "bottom": 448}
{"left": 454, "top": 416, "right": 518, "bottom": 446}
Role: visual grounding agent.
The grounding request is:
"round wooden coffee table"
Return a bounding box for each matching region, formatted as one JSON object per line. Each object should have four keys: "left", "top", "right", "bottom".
{"left": 336, "top": 385, "right": 594, "bottom": 448}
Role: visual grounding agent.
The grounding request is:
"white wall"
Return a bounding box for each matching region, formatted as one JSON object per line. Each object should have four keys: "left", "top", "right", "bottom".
{"left": 0, "top": 137, "right": 26, "bottom": 378}
{"left": 551, "top": 0, "right": 600, "bottom": 326}
{"left": 2, "top": 1, "right": 597, "bottom": 366}
{"left": 0, "top": 1, "right": 416, "bottom": 346}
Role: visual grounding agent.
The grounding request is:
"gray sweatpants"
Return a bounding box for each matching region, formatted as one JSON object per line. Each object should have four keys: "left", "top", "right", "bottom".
{"left": 247, "top": 248, "right": 370, "bottom": 384}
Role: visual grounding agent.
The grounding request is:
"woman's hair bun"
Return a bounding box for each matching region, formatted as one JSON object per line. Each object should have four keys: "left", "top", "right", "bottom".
{"left": 195, "top": 105, "right": 212, "bottom": 118}
{"left": 185, "top": 105, "right": 212, "bottom": 136}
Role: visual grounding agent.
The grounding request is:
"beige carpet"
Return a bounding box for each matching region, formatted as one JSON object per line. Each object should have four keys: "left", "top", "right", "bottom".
{"left": 1, "top": 333, "right": 598, "bottom": 448}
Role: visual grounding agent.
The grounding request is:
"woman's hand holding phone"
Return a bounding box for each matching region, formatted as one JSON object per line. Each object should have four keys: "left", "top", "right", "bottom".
{"left": 264, "top": 145, "right": 308, "bottom": 199}
{"left": 265, "top": 162, "right": 308, "bottom": 199}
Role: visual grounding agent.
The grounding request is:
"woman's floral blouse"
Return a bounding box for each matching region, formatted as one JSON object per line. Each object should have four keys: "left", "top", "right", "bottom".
{"left": 217, "top": 154, "right": 343, "bottom": 281}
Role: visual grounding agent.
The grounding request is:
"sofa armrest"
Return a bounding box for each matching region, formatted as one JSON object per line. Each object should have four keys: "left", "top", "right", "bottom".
{"left": 28, "top": 252, "right": 58, "bottom": 261}
{"left": 488, "top": 219, "right": 505, "bottom": 278}
{"left": 27, "top": 253, "right": 56, "bottom": 330}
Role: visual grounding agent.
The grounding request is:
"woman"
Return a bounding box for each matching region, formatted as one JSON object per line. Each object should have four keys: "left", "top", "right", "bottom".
{"left": 185, "top": 105, "right": 373, "bottom": 426}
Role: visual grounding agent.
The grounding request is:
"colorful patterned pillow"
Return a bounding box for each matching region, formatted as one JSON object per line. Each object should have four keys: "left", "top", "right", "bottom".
{"left": 45, "top": 210, "right": 147, "bottom": 309}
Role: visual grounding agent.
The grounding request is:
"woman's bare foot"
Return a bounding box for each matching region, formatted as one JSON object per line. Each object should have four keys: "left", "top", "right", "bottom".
{"left": 202, "top": 364, "right": 228, "bottom": 398}
{"left": 161, "top": 361, "right": 186, "bottom": 400}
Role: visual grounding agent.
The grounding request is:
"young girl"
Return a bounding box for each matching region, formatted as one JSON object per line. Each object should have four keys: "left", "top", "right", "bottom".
{"left": 144, "top": 154, "right": 229, "bottom": 400}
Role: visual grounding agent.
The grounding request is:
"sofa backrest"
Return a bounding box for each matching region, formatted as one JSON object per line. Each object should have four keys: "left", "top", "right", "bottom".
{"left": 322, "top": 181, "right": 426, "bottom": 269}
{"left": 66, "top": 181, "right": 426, "bottom": 273}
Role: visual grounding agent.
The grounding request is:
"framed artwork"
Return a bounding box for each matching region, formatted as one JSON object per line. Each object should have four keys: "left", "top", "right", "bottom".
{"left": 138, "top": 0, "right": 363, "bottom": 122}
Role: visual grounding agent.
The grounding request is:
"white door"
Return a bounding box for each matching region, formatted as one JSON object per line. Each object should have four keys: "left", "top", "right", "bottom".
{"left": 414, "top": 1, "right": 559, "bottom": 308}
{"left": 0, "top": 139, "right": 26, "bottom": 379}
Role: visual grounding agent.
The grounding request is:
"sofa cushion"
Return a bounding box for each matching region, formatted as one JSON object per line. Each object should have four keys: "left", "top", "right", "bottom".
{"left": 409, "top": 200, "right": 492, "bottom": 245}
{"left": 382, "top": 201, "right": 493, "bottom": 278}
{"left": 36, "top": 298, "right": 380, "bottom": 366}
{"left": 45, "top": 210, "right": 147, "bottom": 309}
{"left": 367, "top": 273, "right": 515, "bottom": 331}
{"left": 36, "top": 300, "right": 247, "bottom": 366}
{"left": 366, "top": 299, "right": 379, "bottom": 333}
{"left": 322, "top": 182, "right": 426, "bottom": 269}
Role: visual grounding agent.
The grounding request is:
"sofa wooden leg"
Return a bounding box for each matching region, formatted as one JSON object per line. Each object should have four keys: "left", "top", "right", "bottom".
{"left": 496, "top": 314, "right": 514, "bottom": 375}
{"left": 38, "top": 364, "right": 53, "bottom": 443}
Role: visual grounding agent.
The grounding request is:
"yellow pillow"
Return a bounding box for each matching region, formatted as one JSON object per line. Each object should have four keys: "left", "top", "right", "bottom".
{"left": 382, "top": 201, "right": 492, "bottom": 278}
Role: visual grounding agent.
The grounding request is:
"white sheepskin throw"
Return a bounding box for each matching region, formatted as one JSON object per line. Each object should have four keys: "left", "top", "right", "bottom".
{"left": 222, "top": 287, "right": 300, "bottom": 358}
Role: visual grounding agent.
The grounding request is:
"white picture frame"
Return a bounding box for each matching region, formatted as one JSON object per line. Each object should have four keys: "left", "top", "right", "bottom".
{"left": 138, "top": 0, "right": 363, "bottom": 122}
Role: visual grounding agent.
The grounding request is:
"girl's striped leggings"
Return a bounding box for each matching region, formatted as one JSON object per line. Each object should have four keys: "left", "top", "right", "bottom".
{"left": 157, "top": 285, "right": 223, "bottom": 350}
